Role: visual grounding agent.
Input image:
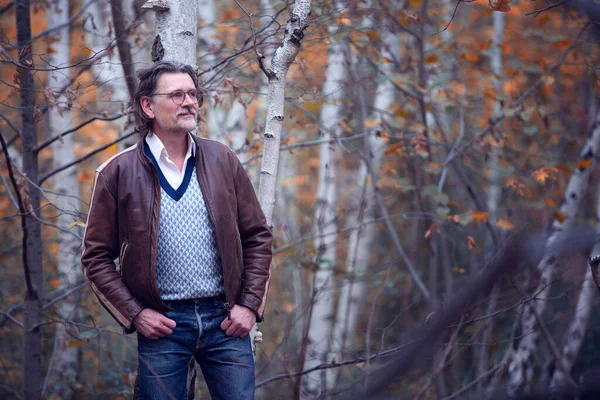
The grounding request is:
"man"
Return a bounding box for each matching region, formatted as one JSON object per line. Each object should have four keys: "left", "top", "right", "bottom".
{"left": 81, "top": 61, "right": 272, "bottom": 399}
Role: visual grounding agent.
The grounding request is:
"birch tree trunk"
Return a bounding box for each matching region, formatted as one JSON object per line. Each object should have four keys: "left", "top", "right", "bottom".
{"left": 45, "top": 2, "right": 82, "bottom": 398}
{"left": 549, "top": 190, "right": 599, "bottom": 388}
{"left": 17, "top": 1, "right": 43, "bottom": 398}
{"left": 254, "top": 0, "right": 312, "bottom": 347}
{"left": 507, "top": 113, "right": 600, "bottom": 394}
{"left": 477, "top": 11, "right": 504, "bottom": 391}
{"left": 330, "top": 27, "right": 399, "bottom": 386}
{"left": 143, "top": 0, "right": 197, "bottom": 67}
{"left": 301, "top": 6, "right": 346, "bottom": 396}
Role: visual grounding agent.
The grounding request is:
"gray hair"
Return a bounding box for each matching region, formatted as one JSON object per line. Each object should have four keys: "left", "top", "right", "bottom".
{"left": 132, "top": 61, "right": 205, "bottom": 136}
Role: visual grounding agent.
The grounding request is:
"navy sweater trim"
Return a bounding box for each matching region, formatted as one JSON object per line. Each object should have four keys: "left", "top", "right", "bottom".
{"left": 144, "top": 141, "right": 195, "bottom": 201}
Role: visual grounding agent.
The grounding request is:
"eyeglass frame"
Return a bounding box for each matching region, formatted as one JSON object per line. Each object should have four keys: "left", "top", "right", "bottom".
{"left": 150, "top": 89, "right": 203, "bottom": 106}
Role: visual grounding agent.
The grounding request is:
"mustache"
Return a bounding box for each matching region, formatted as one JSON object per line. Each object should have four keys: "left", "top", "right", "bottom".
{"left": 176, "top": 107, "right": 197, "bottom": 118}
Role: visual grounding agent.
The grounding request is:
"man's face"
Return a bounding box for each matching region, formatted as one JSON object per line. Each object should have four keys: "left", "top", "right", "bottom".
{"left": 144, "top": 72, "right": 199, "bottom": 136}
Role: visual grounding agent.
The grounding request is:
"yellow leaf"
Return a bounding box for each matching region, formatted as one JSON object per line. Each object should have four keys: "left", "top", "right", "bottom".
{"left": 67, "top": 220, "right": 87, "bottom": 229}
{"left": 545, "top": 199, "right": 557, "bottom": 208}
{"left": 575, "top": 158, "right": 592, "bottom": 170}
{"left": 554, "top": 210, "right": 566, "bottom": 224}
{"left": 424, "top": 53, "right": 439, "bottom": 64}
{"left": 467, "top": 236, "right": 476, "bottom": 250}
{"left": 496, "top": 219, "right": 514, "bottom": 230}
{"left": 472, "top": 212, "right": 490, "bottom": 222}
{"left": 409, "top": 0, "right": 422, "bottom": 6}
{"left": 488, "top": 0, "right": 512, "bottom": 12}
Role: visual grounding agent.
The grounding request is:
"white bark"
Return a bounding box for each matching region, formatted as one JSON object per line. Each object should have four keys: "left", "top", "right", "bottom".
{"left": 252, "top": 0, "right": 312, "bottom": 350}
{"left": 508, "top": 113, "right": 600, "bottom": 394}
{"left": 329, "top": 29, "right": 399, "bottom": 386}
{"left": 301, "top": 5, "right": 346, "bottom": 396}
{"left": 145, "top": 0, "right": 197, "bottom": 67}
{"left": 478, "top": 12, "right": 504, "bottom": 391}
{"left": 46, "top": 1, "right": 81, "bottom": 398}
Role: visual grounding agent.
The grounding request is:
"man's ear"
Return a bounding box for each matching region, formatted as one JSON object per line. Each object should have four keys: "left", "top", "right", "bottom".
{"left": 140, "top": 97, "right": 155, "bottom": 119}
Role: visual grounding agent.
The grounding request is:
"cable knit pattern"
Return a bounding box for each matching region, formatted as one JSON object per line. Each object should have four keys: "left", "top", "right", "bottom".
{"left": 156, "top": 168, "right": 225, "bottom": 300}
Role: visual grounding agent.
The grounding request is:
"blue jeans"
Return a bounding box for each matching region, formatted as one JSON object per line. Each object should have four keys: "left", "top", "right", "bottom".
{"left": 137, "top": 296, "right": 255, "bottom": 400}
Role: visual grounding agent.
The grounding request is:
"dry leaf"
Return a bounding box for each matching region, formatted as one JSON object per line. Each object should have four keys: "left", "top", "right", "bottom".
{"left": 532, "top": 167, "right": 558, "bottom": 183}
{"left": 544, "top": 199, "right": 557, "bottom": 208}
{"left": 554, "top": 210, "right": 566, "bottom": 224}
{"left": 467, "top": 236, "right": 476, "bottom": 250}
{"left": 496, "top": 219, "right": 514, "bottom": 230}
{"left": 575, "top": 158, "right": 592, "bottom": 170}
{"left": 472, "top": 212, "right": 490, "bottom": 222}
{"left": 488, "top": 0, "right": 512, "bottom": 12}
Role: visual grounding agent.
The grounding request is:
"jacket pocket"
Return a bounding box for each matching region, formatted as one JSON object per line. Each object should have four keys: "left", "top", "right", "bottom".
{"left": 119, "top": 241, "right": 129, "bottom": 276}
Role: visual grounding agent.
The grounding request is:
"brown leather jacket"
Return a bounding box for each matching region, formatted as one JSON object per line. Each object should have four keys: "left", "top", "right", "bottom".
{"left": 81, "top": 136, "right": 272, "bottom": 333}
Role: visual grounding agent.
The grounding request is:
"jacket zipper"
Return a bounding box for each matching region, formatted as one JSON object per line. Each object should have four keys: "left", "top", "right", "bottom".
{"left": 119, "top": 242, "right": 129, "bottom": 275}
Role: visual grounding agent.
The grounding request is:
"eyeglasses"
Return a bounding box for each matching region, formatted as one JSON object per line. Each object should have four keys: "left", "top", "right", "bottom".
{"left": 152, "top": 89, "right": 203, "bottom": 105}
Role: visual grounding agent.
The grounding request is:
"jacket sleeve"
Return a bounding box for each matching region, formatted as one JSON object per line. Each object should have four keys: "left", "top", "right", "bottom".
{"left": 233, "top": 156, "right": 273, "bottom": 321}
{"left": 81, "top": 171, "right": 144, "bottom": 333}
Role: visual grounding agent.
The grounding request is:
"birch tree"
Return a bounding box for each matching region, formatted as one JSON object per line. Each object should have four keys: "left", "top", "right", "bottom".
{"left": 507, "top": 113, "right": 600, "bottom": 394}
{"left": 330, "top": 21, "right": 399, "bottom": 386}
{"left": 300, "top": 3, "right": 347, "bottom": 396}
{"left": 477, "top": 11, "right": 504, "bottom": 390}
{"left": 254, "top": 0, "right": 313, "bottom": 349}
{"left": 549, "top": 191, "right": 600, "bottom": 388}
{"left": 45, "top": 1, "right": 82, "bottom": 397}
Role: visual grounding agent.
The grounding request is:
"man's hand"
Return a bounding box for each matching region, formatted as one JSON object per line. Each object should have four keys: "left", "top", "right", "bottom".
{"left": 133, "top": 308, "right": 176, "bottom": 340}
{"left": 220, "top": 305, "right": 256, "bottom": 338}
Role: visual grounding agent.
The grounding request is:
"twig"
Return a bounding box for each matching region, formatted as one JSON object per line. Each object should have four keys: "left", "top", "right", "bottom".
{"left": 526, "top": 0, "right": 569, "bottom": 16}
{"left": 34, "top": 113, "right": 128, "bottom": 153}
{"left": 434, "top": 0, "right": 475, "bottom": 36}
{"left": 233, "top": 0, "right": 275, "bottom": 79}
{"left": 0, "top": 309, "right": 23, "bottom": 328}
{"left": 0, "top": 130, "right": 34, "bottom": 296}
{"left": 39, "top": 130, "right": 137, "bottom": 184}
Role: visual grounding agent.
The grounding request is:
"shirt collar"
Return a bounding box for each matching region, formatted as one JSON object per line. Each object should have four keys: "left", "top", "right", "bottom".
{"left": 145, "top": 132, "right": 196, "bottom": 162}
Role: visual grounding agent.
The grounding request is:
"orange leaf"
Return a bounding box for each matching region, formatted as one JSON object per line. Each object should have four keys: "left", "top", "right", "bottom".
{"left": 453, "top": 267, "right": 466, "bottom": 274}
{"left": 555, "top": 164, "right": 573, "bottom": 175}
{"left": 424, "top": 223, "right": 436, "bottom": 239}
{"left": 472, "top": 212, "right": 490, "bottom": 222}
{"left": 479, "top": 41, "right": 491, "bottom": 51}
{"left": 51, "top": 278, "right": 59, "bottom": 290}
{"left": 536, "top": 14, "right": 550, "bottom": 28}
{"left": 409, "top": 0, "right": 422, "bottom": 6}
{"left": 544, "top": 199, "right": 557, "bottom": 208}
{"left": 496, "top": 219, "right": 514, "bottom": 230}
{"left": 364, "top": 119, "right": 378, "bottom": 128}
{"left": 575, "top": 158, "right": 592, "bottom": 170}
{"left": 467, "top": 236, "right": 476, "bottom": 250}
{"left": 424, "top": 53, "right": 439, "bottom": 64}
{"left": 554, "top": 210, "right": 566, "bottom": 224}
{"left": 337, "top": 121, "right": 351, "bottom": 132}
{"left": 461, "top": 52, "right": 479, "bottom": 63}
{"left": 488, "top": 0, "right": 512, "bottom": 12}
{"left": 532, "top": 167, "right": 558, "bottom": 183}
{"left": 552, "top": 39, "right": 571, "bottom": 49}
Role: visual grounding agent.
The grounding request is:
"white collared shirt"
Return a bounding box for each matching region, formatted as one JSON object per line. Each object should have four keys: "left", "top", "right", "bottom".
{"left": 145, "top": 132, "right": 195, "bottom": 189}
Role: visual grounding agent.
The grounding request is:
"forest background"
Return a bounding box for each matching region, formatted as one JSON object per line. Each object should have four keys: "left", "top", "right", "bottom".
{"left": 1, "top": 0, "right": 600, "bottom": 399}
